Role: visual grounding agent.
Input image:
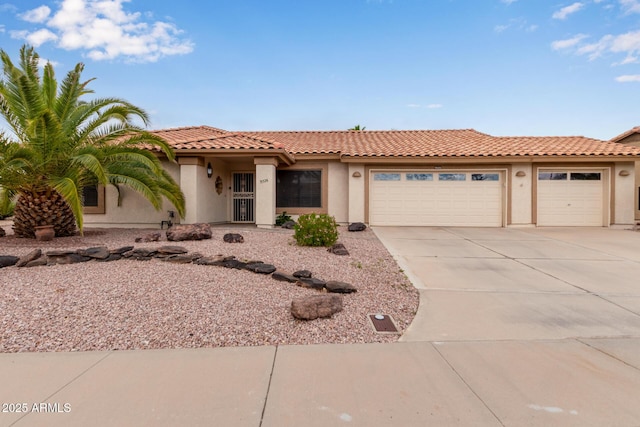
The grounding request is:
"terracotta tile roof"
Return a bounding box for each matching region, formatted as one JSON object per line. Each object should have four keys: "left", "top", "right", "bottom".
{"left": 610, "top": 126, "right": 640, "bottom": 143}
{"left": 150, "top": 126, "right": 640, "bottom": 158}
{"left": 245, "top": 129, "right": 640, "bottom": 158}
{"left": 150, "top": 127, "right": 285, "bottom": 151}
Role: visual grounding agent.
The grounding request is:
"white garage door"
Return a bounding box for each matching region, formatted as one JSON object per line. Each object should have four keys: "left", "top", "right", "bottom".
{"left": 369, "top": 171, "right": 503, "bottom": 226}
{"left": 537, "top": 170, "right": 605, "bottom": 226}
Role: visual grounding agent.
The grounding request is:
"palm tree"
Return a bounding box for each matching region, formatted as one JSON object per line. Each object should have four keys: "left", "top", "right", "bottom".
{"left": 0, "top": 45, "right": 185, "bottom": 238}
{"left": 348, "top": 124, "right": 366, "bottom": 131}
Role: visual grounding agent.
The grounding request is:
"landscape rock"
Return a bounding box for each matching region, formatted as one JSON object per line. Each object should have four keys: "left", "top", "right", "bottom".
{"left": 123, "top": 248, "right": 157, "bottom": 261}
{"left": 291, "top": 294, "right": 343, "bottom": 320}
{"left": 245, "top": 263, "right": 277, "bottom": 274}
{"left": 166, "top": 223, "right": 212, "bottom": 242}
{"left": 135, "top": 232, "right": 161, "bottom": 243}
{"left": 16, "top": 249, "right": 42, "bottom": 267}
{"left": 48, "top": 253, "right": 92, "bottom": 265}
{"left": 194, "top": 255, "right": 226, "bottom": 266}
{"left": 162, "top": 254, "right": 197, "bottom": 264}
{"left": 77, "top": 246, "right": 110, "bottom": 259}
{"left": 271, "top": 271, "right": 298, "bottom": 283}
{"left": 296, "top": 277, "right": 326, "bottom": 290}
{"left": 293, "top": 270, "right": 313, "bottom": 279}
{"left": 327, "top": 243, "right": 349, "bottom": 256}
{"left": 223, "top": 233, "right": 244, "bottom": 243}
{"left": 95, "top": 253, "right": 122, "bottom": 262}
{"left": 25, "top": 258, "right": 48, "bottom": 268}
{"left": 0, "top": 255, "right": 19, "bottom": 268}
{"left": 0, "top": 227, "right": 5, "bottom": 237}
{"left": 281, "top": 220, "right": 296, "bottom": 229}
{"left": 156, "top": 245, "right": 188, "bottom": 255}
{"left": 325, "top": 280, "right": 358, "bottom": 294}
{"left": 348, "top": 222, "right": 367, "bottom": 232}
{"left": 110, "top": 246, "right": 134, "bottom": 255}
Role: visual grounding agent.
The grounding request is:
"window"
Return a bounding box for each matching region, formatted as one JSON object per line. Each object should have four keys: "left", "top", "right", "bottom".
{"left": 276, "top": 170, "right": 321, "bottom": 208}
{"left": 406, "top": 173, "right": 433, "bottom": 181}
{"left": 538, "top": 172, "right": 567, "bottom": 181}
{"left": 373, "top": 173, "right": 401, "bottom": 181}
{"left": 82, "top": 185, "right": 105, "bottom": 214}
{"left": 570, "top": 172, "right": 601, "bottom": 181}
{"left": 472, "top": 173, "right": 499, "bottom": 181}
{"left": 439, "top": 173, "right": 466, "bottom": 181}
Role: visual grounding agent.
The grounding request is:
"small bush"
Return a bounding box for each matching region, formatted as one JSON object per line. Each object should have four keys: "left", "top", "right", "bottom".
{"left": 275, "top": 211, "right": 293, "bottom": 226}
{"left": 0, "top": 190, "right": 15, "bottom": 219}
{"left": 294, "top": 213, "right": 339, "bottom": 247}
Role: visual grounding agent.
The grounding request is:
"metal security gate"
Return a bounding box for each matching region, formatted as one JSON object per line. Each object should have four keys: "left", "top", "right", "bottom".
{"left": 232, "top": 173, "right": 255, "bottom": 222}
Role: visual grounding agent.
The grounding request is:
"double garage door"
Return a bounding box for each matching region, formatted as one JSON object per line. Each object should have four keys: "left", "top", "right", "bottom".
{"left": 369, "top": 169, "right": 607, "bottom": 227}
{"left": 369, "top": 171, "right": 504, "bottom": 226}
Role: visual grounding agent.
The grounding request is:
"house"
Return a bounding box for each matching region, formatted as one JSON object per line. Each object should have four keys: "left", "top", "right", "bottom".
{"left": 83, "top": 126, "right": 640, "bottom": 229}
{"left": 610, "top": 126, "right": 640, "bottom": 221}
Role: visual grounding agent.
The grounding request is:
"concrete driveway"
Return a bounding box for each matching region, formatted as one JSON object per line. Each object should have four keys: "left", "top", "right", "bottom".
{"left": 372, "top": 226, "right": 640, "bottom": 426}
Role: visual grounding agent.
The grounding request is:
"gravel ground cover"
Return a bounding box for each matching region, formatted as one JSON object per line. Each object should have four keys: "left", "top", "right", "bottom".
{"left": 0, "top": 223, "right": 419, "bottom": 352}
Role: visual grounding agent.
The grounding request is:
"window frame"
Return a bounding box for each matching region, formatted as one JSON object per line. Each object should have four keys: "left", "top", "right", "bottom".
{"left": 82, "top": 184, "right": 105, "bottom": 214}
{"left": 275, "top": 165, "right": 327, "bottom": 215}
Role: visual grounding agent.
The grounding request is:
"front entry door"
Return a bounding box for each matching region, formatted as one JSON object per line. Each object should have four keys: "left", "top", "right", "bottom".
{"left": 232, "top": 172, "right": 255, "bottom": 223}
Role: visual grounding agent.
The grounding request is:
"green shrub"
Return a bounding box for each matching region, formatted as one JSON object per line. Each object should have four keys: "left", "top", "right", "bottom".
{"left": 0, "top": 190, "right": 14, "bottom": 219}
{"left": 275, "top": 211, "right": 293, "bottom": 226}
{"left": 294, "top": 213, "right": 339, "bottom": 247}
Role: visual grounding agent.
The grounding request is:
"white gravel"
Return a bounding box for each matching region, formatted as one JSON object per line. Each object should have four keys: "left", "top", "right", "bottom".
{"left": 0, "top": 224, "right": 419, "bottom": 353}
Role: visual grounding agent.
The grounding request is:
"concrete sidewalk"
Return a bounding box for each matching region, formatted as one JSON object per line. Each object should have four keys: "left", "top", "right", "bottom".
{"left": 3, "top": 226, "right": 640, "bottom": 426}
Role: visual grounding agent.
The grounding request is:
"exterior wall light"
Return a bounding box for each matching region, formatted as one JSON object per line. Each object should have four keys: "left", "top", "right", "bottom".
{"left": 352, "top": 171, "right": 362, "bottom": 178}
{"left": 515, "top": 171, "right": 526, "bottom": 177}
{"left": 207, "top": 162, "right": 213, "bottom": 178}
{"left": 619, "top": 170, "right": 630, "bottom": 177}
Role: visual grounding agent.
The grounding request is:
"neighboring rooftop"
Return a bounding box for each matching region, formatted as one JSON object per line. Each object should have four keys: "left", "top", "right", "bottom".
{"left": 150, "top": 126, "right": 640, "bottom": 158}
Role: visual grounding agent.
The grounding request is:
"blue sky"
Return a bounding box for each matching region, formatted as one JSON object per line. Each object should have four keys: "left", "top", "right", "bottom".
{"left": 1, "top": 0, "right": 640, "bottom": 140}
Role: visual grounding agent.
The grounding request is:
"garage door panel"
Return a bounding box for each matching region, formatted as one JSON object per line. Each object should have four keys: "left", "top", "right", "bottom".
{"left": 537, "top": 170, "right": 605, "bottom": 226}
{"left": 370, "top": 171, "right": 503, "bottom": 227}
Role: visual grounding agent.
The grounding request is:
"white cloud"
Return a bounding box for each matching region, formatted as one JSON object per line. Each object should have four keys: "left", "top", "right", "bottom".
{"left": 13, "top": 0, "right": 193, "bottom": 62}
{"left": 427, "top": 104, "right": 443, "bottom": 109}
{"left": 37, "top": 58, "right": 59, "bottom": 68}
{"left": 551, "top": 34, "right": 589, "bottom": 50}
{"left": 494, "top": 18, "right": 538, "bottom": 34}
{"left": 620, "top": 0, "right": 640, "bottom": 14}
{"left": 494, "top": 24, "right": 510, "bottom": 33}
{"left": 26, "top": 28, "right": 58, "bottom": 46}
{"left": 501, "top": 0, "right": 518, "bottom": 4}
{"left": 615, "top": 74, "right": 640, "bottom": 82}
{"left": 20, "top": 5, "right": 51, "bottom": 23}
{"left": 552, "top": 2, "right": 585, "bottom": 19}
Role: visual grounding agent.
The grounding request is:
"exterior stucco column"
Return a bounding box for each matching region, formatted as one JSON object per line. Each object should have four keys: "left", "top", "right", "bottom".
{"left": 178, "top": 157, "right": 204, "bottom": 224}
{"left": 615, "top": 162, "right": 635, "bottom": 225}
{"left": 254, "top": 157, "right": 278, "bottom": 228}
{"left": 348, "top": 164, "right": 365, "bottom": 223}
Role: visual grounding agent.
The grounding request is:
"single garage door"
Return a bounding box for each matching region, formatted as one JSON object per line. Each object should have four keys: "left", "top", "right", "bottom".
{"left": 369, "top": 171, "right": 503, "bottom": 226}
{"left": 537, "top": 170, "right": 605, "bottom": 226}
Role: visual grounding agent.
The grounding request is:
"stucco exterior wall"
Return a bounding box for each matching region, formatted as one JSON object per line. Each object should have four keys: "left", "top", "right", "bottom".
{"left": 84, "top": 160, "right": 181, "bottom": 228}
{"left": 510, "top": 163, "right": 533, "bottom": 225}
{"left": 615, "top": 162, "right": 636, "bottom": 224}
{"left": 255, "top": 158, "right": 277, "bottom": 228}
{"left": 328, "top": 162, "right": 349, "bottom": 224}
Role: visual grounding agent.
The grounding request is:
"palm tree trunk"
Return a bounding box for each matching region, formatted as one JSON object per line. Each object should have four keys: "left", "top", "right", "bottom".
{"left": 13, "top": 189, "right": 77, "bottom": 238}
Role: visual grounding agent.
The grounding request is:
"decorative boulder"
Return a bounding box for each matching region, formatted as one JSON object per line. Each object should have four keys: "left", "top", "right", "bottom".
{"left": 25, "top": 258, "right": 48, "bottom": 268}
{"left": 194, "top": 255, "right": 226, "bottom": 266}
{"left": 166, "top": 223, "right": 212, "bottom": 242}
{"left": 0, "top": 227, "right": 5, "bottom": 237}
{"left": 348, "top": 222, "right": 367, "bottom": 232}
{"left": 325, "top": 280, "right": 358, "bottom": 294}
{"left": 272, "top": 271, "right": 298, "bottom": 283}
{"left": 135, "top": 232, "right": 161, "bottom": 243}
{"left": 77, "top": 246, "right": 110, "bottom": 260}
{"left": 223, "top": 233, "right": 244, "bottom": 243}
{"left": 291, "top": 294, "right": 343, "bottom": 320}
{"left": 156, "top": 246, "right": 189, "bottom": 255}
{"left": 16, "top": 249, "right": 42, "bottom": 267}
{"left": 0, "top": 255, "right": 19, "bottom": 268}
{"left": 296, "top": 277, "right": 326, "bottom": 290}
{"left": 327, "top": 243, "right": 349, "bottom": 256}
{"left": 293, "top": 270, "right": 313, "bottom": 279}
{"left": 245, "top": 262, "right": 277, "bottom": 274}
{"left": 281, "top": 220, "right": 296, "bottom": 229}
{"left": 110, "top": 246, "right": 134, "bottom": 255}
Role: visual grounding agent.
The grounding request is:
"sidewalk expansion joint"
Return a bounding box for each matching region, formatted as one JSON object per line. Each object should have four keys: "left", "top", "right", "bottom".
{"left": 259, "top": 345, "right": 278, "bottom": 427}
